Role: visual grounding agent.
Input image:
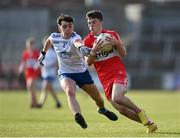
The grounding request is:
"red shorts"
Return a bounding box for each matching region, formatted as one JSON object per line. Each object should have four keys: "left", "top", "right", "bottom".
{"left": 101, "top": 73, "right": 128, "bottom": 101}
{"left": 25, "top": 68, "right": 40, "bottom": 82}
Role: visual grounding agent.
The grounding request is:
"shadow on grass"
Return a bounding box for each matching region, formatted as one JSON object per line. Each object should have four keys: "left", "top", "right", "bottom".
{"left": 156, "top": 131, "right": 180, "bottom": 135}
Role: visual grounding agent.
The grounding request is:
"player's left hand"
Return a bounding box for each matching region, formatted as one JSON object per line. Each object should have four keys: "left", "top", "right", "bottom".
{"left": 92, "top": 39, "right": 104, "bottom": 52}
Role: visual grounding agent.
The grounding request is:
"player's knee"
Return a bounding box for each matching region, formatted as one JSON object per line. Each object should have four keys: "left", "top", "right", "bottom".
{"left": 111, "top": 97, "right": 119, "bottom": 104}
{"left": 66, "top": 89, "right": 76, "bottom": 97}
{"left": 111, "top": 94, "right": 124, "bottom": 104}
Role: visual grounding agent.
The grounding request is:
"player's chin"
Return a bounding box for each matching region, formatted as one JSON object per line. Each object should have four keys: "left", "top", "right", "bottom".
{"left": 66, "top": 33, "right": 72, "bottom": 37}
{"left": 90, "top": 27, "right": 95, "bottom": 32}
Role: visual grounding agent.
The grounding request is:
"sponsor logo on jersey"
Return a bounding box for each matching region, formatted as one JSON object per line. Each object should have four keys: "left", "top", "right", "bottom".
{"left": 58, "top": 51, "right": 72, "bottom": 59}
{"left": 52, "top": 40, "right": 68, "bottom": 45}
{"left": 94, "top": 47, "right": 119, "bottom": 61}
{"left": 52, "top": 40, "right": 60, "bottom": 44}
{"left": 96, "top": 48, "right": 113, "bottom": 58}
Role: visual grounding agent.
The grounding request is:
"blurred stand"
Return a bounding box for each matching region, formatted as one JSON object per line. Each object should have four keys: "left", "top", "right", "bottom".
{"left": 0, "top": 0, "right": 180, "bottom": 90}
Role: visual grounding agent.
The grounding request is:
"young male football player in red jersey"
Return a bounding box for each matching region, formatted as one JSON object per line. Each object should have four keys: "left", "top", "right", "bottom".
{"left": 83, "top": 10, "right": 157, "bottom": 133}
{"left": 18, "top": 37, "right": 41, "bottom": 108}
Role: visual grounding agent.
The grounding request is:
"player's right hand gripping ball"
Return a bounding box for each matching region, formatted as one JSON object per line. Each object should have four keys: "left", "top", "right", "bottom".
{"left": 38, "top": 51, "right": 46, "bottom": 66}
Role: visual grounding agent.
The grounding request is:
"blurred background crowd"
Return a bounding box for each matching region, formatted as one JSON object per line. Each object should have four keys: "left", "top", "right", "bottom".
{"left": 0, "top": 0, "right": 180, "bottom": 90}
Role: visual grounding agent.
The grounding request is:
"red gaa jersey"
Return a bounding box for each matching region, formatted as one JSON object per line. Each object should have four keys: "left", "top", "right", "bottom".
{"left": 84, "top": 29, "right": 128, "bottom": 100}
{"left": 21, "top": 49, "right": 40, "bottom": 80}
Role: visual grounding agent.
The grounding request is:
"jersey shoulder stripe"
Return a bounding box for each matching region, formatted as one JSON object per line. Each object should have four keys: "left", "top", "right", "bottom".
{"left": 52, "top": 32, "right": 61, "bottom": 38}
{"left": 71, "top": 32, "right": 76, "bottom": 38}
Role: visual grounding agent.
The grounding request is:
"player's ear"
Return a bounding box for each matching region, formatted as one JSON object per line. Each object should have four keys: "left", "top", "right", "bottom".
{"left": 57, "top": 25, "right": 61, "bottom": 32}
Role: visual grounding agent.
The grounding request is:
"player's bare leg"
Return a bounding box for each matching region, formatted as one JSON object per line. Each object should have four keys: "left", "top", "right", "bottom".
{"left": 26, "top": 78, "right": 38, "bottom": 108}
{"left": 39, "top": 81, "right": 48, "bottom": 106}
{"left": 81, "top": 84, "right": 118, "bottom": 121}
{"left": 110, "top": 101, "right": 141, "bottom": 122}
{"left": 111, "top": 84, "right": 141, "bottom": 113}
{"left": 81, "top": 84, "right": 104, "bottom": 108}
{"left": 60, "top": 78, "right": 87, "bottom": 129}
{"left": 60, "top": 78, "right": 80, "bottom": 114}
{"left": 39, "top": 81, "right": 61, "bottom": 108}
{"left": 47, "top": 82, "right": 61, "bottom": 108}
{"left": 111, "top": 83, "right": 157, "bottom": 133}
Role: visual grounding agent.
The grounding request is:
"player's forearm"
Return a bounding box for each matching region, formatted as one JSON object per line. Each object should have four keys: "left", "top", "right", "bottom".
{"left": 86, "top": 56, "right": 95, "bottom": 66}
{"left": 114, "top": 41, "right": 127, "bottom": 56}
{"left": 117, "top": 45, "right": 126, "bottom": 56}
{"left": 86, "top": 50, "right": 96, "bottom": 66}
{"left": 42, "top": 44, "right": 51, "bottom": 53}
{"left": 42, "top": 38, "right": 52, "bottom": 53}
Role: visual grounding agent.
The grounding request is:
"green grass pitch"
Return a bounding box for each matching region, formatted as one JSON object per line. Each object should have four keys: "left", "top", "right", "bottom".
{"left": 0, "top": 90, "right": 180, "bottom": 137}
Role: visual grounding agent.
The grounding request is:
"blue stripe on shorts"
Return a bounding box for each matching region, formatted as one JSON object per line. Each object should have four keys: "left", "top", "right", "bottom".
{"left": 58, "top": 70, "right": 94, "bottom": 88}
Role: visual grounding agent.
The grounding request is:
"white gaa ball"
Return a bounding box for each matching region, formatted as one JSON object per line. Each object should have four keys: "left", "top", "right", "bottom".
{"left": 96, "top": 33, "right": 113, "bottom": 50}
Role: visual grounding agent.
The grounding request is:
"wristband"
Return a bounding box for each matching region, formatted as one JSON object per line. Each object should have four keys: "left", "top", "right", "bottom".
{"left": 41, "top": 51, "right": 46, "bottom": 56}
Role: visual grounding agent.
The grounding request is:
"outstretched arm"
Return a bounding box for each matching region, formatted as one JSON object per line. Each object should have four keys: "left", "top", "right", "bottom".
{"left": 41, "top": 37, "right": 52, "bottom": 53}
{"left": 74, "top": 39, "right": 92, "bottom": 56}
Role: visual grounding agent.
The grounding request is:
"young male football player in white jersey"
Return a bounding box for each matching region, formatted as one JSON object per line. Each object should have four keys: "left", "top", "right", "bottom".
{"left": 39, "top": 36, "right": 62, "bottom": 108}
{"left": 84, "top": 10, "right": 157, "bottom": 133}
{"left": 38, "top": 14, "right": 118, "bottom": 129}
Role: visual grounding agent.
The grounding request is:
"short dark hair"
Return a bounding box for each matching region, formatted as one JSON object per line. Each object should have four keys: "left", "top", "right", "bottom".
{"left": 86, "top": 10, "right": 103, "bottom": 21}
{"left": 57, "top": 14, "right": 74, "bottom": 25}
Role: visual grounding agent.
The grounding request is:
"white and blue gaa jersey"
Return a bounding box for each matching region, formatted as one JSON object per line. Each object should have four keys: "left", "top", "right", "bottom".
{"left": 49, "top": 32, "right": 87, "bottom": 74}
